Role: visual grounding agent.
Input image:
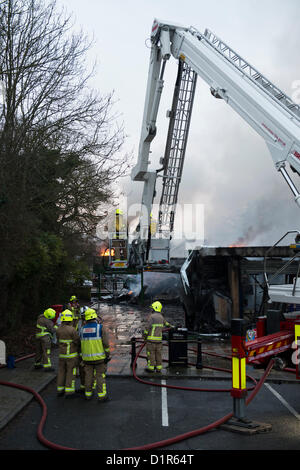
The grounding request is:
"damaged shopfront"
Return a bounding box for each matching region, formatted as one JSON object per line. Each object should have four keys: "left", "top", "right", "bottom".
{"left": 180, "top": 245, "right": 300, "bottom": 334}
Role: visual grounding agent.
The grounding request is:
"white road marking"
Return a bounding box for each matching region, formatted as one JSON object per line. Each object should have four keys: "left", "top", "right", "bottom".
{"left": 161, "top": 380, "right": 169, "bottom": 427}
{"left": 265, "top": 383, "right": 300, "bottom": 420}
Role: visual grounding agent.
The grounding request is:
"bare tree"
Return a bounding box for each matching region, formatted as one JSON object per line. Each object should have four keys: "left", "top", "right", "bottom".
{"left": 0, "top": 0, "right": 130, "bottom": 164}
{"left": 0, "top": 0, "right": 132, "bottom": 331}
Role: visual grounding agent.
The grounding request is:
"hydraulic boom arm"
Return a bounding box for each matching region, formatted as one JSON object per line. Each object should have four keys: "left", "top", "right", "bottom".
{"left": 130, "top": 18, "right": 300, "bottom": 266}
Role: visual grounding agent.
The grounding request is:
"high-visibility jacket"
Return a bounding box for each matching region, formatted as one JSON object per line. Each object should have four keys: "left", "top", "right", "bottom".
{"left": 68, "top": 301, "right": 80, "bottom": 329}
{"left": 80, "top": 321, "right": 110, "bottom": 362}
{"left": 35, "top": 314, "right": 56, "bottom": 339}
{"left": 143, "top": 312, "right": 171, "bottom": 343}
{"left": 56, "top": 323, "right": 80, "bottom": 359}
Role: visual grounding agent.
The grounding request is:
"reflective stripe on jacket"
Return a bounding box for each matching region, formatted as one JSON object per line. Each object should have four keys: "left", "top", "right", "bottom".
{"left": 80, "top": 321, "right": 110, "bottom": 362}
{"left": 58, "top": 339, "right": 78, "bottom": 358}
{"left": 56, "top": 323, "right": 80, "bottom": 359}
{"left": 35, "top": 314, "right": 55, "bottom": 339}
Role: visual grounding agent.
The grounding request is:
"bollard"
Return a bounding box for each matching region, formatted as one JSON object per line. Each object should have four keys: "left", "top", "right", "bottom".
{"left": 221, "top": 318, "right": 272, "bottom": 434}
{"left": 196, "top": 338, "right": 202, "bottom": 369}
{"left": 130, "top": 337, "right": 136, "bottom": 368}
{"left": 231, "top": 319, "right": 247, "bottom": 421}
{"left": 295, "top": 321, "right": 300, "bottom": 380}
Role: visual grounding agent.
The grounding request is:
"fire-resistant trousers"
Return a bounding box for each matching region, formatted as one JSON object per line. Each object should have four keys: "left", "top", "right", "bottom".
{"left": 56, "top": 357, "right": 78, "bottom": 395}
{"left": 146, "top": 341, "right": 163, "bottom": 371}
{"left": 78, "top": 360, "right": 86, "bottom": 392}
{"left": 34, "top": 336, "right": 52, "bottom": 369}
{"left": 84, "top": 361, "right": 107, "bottom": 400}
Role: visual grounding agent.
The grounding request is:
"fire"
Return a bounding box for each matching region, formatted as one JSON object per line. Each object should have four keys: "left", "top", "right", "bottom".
{"left": 228, "top": 243, "right": 245, "bottom": 248}
{"left": 100, "top": 248, "right": 115, "bottom": 257}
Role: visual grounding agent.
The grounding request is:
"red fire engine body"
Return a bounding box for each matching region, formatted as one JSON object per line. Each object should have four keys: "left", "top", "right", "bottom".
{"left": 244, "top": 315, "right": 300, "bottom": 374}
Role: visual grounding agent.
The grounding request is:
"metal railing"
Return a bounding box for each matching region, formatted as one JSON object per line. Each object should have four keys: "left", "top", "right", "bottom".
{"left": 263, "top": 231, "right": 300, "bottom": 301}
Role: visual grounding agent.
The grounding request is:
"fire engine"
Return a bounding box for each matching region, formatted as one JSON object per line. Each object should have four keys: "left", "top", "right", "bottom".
{"left": 130, "top": 19, "right": 300, "bottom": 373}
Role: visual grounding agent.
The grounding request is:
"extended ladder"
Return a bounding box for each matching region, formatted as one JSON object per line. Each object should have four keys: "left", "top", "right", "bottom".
{"left": 157, "top": 59, "right": 197, "bottom": 238}
{"left": 191, "top": 27, "right": 300, "bottom": 123}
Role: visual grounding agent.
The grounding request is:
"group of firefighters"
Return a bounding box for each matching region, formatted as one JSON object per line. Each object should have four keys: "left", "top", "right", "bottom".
{"left": 34, "top": 296, "right": 174, "bottom": 401}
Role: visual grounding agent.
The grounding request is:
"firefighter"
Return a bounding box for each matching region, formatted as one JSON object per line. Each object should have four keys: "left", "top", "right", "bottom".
{"left": 143, "top": 301, "right": 173, "bottom": 373}
{"left": 68, "top": 295, "right": 80, "bottom": 330}
{"left": 77, "top": 307, "right": 103, "bottom": 394}
{"left": 115, "top": 208, "right": 125, "bottom": 240}
{"left": 34, "top": 308, "right": 57, "bottom": 371}
{"left": 56, "top": 309, "right": 80, "bottom": 398}
{"left": 150, "top": 212, "right": 157, "bottom": 236}
{"left": 80, "top": 308, "right": 110, "bottom": 401}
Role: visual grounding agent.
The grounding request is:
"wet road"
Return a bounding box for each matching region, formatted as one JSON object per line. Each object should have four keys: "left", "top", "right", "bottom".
{"left": 1, "top": 375, "right": 300, "bottom": 452}
{"left": 1, "top": 301, "right": 300, "bottom": 460}
{"left": 91, "top": 301, "right": 187, "bottom": 367}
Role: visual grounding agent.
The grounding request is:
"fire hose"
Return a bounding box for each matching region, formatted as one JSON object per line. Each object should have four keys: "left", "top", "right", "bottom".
{"left": 127, "top": 343, "right": 276, "bottom": 451}
{"left": 0, "top": 344, "right": 275, "bottom": 451}
{"left": 132, "top": 340, "right": 258, "bottom": 393}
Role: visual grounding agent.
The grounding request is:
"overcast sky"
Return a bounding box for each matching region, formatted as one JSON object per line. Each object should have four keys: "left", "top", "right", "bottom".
{"left": 58, "top": 0, "right": 300, "bottom": 253}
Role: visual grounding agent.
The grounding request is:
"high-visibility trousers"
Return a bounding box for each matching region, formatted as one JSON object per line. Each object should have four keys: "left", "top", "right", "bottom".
{"left": 78, "top": 361, "right": 99, "bottom": 391}
{"left": 83, "top": 361, "right": 107, "bottom": 400}
{"left": 57, "top": 356, "right": 78, "bottom": 395}
{"left": 146, "top": 342, "right": 163, "bottom": 370}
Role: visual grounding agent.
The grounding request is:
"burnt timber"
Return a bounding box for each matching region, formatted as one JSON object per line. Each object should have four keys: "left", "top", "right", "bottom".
{"left": 177, "top": 245, "right": 300, "bottom": 333}
{"left": 93, "top": 245, "right": 300, "bottom": 333}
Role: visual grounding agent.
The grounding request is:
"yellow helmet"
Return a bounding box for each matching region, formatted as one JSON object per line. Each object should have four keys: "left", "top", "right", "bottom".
{"left": 150, "top": 301, "right": 163, "bottom": 312}
{"left": 61, "top": 309, "right": 73, "bottom": 322}
{"left": 70, "top": 295, "right": 77, "bottom": 302}
{"left": 85, "top": 308, "right": 97, "bottom": 321}
{"left": 44, "top": 308, "right": 56, "bottom": 320}
{"left": 115, "top": 208, "right": 123, "bottom": 215}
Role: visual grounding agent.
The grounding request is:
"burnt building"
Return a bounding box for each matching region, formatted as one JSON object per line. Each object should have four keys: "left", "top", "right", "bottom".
{"left": 179, "top": 245, "right": 300, "bottom": 333}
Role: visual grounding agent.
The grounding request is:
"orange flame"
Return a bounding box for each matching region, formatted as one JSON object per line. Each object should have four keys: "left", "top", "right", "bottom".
{"left": 100, "top": 248, "right": 115, "bottom": 257}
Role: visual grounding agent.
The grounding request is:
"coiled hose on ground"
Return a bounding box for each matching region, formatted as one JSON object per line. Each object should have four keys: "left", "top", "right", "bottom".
{"left": 0, "top": 342, "right": 276, "bottom": 451}
{"left": 127, "top": 343, "right": 275, "bottom": 451}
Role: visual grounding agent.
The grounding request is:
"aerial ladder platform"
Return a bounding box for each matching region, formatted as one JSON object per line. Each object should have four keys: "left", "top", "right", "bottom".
{"left": 131, "top": 19, "right": 300, "bottom": 271}
{"left": 158, "top": 60, "right": 197, "bottom": 239}
{"left": 130, "top": 18, "right": 300, "bottom": 372}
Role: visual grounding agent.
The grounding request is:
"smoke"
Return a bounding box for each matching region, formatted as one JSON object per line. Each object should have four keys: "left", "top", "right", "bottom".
{"left": 117, "top": 2, "right": 300, "bottom": 252}
{"left": 229, "top": 224, "right": 270, "bottom": 247}
{"left": 126, "top": 272, "right": 183, "bottom": 301}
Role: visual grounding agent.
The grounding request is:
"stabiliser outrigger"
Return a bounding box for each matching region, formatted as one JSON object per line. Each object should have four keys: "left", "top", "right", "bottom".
{"left": 130, "top": 18, "right": 300, "bottom": 387}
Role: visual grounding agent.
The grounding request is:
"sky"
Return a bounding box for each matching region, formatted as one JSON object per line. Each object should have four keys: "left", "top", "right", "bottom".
{"left": 58, "top": 0, "right": 300, "bottom": 254}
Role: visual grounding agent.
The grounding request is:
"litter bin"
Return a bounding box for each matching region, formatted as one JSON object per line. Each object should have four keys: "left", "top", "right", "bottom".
{"left": 168, "top": 328, "right": 188, "bottom": 367}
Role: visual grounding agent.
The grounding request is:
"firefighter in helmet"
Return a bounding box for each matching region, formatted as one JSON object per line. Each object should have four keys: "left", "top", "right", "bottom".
{"left": 143, "top": 301, "right": 174, "bottom": 372}
{"left": 34, "top": 308, "right": 57, "bottom": 371}
{"left": 56, "top": 309, "right": 80, "bottom": 397}
{"left": 80, "top": 308, "right": 110, "bottom": 401}
{"left": 68, "top": 295, "right": 80, "bottom": 330}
